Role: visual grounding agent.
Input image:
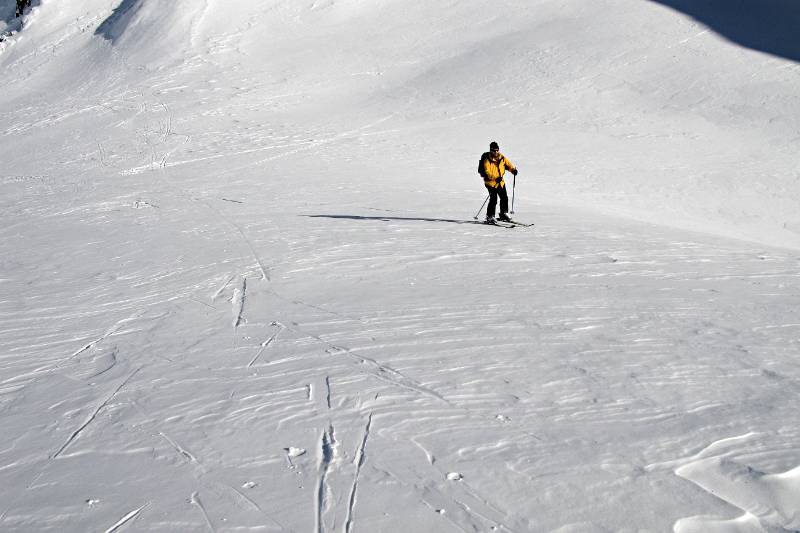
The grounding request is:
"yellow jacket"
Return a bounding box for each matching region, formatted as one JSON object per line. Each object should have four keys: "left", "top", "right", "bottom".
{"left": 479, "top": 152, "right": 516, "bottom": 188}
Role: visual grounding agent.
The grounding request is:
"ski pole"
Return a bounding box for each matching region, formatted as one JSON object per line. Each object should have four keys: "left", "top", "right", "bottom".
{"left": 511, "top": 173, "right": 516, "bottom": 214}
{"left": 473, "top": 194, "right": 490, "bottom": 220}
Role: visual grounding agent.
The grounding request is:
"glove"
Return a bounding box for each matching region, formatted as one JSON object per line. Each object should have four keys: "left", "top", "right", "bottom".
{"left": 511, "top": 169, "right": 518, "bottom": 176}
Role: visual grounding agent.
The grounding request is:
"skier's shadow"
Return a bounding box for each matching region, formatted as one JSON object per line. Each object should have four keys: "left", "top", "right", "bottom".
{"left": 648, "top": 0, "right": 800, "bottom": 62}
{"left": 305, "top": 214, "right": 475, "bottom": 225}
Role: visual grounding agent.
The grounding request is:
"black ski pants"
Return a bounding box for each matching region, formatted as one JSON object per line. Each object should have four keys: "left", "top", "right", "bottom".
{"left": 486, "top": 184, "right": 509, "bottom": 218}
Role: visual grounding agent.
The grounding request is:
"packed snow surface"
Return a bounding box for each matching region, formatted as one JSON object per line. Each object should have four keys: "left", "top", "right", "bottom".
{"left": 1, "top": 1, "right": 799, "bottom": 531}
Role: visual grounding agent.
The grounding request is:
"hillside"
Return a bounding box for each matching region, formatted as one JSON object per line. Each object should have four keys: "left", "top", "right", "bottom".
{"left": 1, "top": 1, "right": 799, "bottom": 531}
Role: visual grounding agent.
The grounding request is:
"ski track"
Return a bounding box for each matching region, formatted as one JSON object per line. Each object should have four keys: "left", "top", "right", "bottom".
{"left": 393, "top": 464, "right": 523, "bottom": 533}
{"left": 407, "top": 447, "right": 529, "bottom": 533}
{"left": 52, "top": 367, "right": 141, "bottom": 459}
{"left": 104, "top": 503, "right": 150, "bottom": 533}
{"left": 211, "top": 274, "right": 234, "bottom": 301}
{"left": 281, "top": 322, "right": 450, "bottom": 405}
{"left": 191, "top": 491, "right": 217, "bottom": 533}
{"left": 315, "top": 425, "right": 337, "bottom": 533}
{"left": 344, "top": 412, "right": 373, "bottom": 533}
{"left": 325, "top": 375, "right": 332, "bottom": 410}
{"left": 190, "top": 194, "right": 271, "bottom": 283}
{"left": 53, "top": 310, "right": 145, "bottom": 372}
{"left": 224, "top": 483, "right": 262, "bottom": 514}
{"left": 247, "top": 322, "right": 284, "bottom": 368}
{"left": 232, "top": 276, "right": 246, "bottom": 330}
{"left": 159, "top": 431, "right": 205, "bottom": 472}
{"left": 221, "top": 483, "right": 292, "bottom": 532}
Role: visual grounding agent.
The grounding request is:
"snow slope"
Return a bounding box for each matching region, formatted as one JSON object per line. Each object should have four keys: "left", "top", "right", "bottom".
{"left": 1, "top": 1, "right": 799, "bottom": 531}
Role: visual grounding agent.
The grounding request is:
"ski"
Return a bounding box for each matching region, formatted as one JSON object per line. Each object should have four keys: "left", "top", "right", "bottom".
{"left": 470, "top": 218, "right": 532, "bottom": 228}
{"left": 478, "top": 220, "right": 516, "bottom": 228}
{"left": 503, "top": 220, "right": 534, "bottom": 227}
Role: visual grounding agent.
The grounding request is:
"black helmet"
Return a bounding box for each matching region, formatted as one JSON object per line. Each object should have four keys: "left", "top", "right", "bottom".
{"left": 489, "top": 141, "right": 499, "bottom": 151}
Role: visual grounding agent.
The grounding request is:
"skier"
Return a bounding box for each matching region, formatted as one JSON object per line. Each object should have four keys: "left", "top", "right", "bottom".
{"left": 478, "top": 141, "right": 517, "bottom": 223}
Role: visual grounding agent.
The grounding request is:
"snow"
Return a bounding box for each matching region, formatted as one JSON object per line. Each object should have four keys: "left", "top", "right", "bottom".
{"left": 1, "top": 0, "right": 799, "bottom": 531}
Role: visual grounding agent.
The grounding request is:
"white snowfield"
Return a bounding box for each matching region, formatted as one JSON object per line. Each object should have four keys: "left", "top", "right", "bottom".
{"left": 1, "top": 1, "right": 799, "bottom": 532}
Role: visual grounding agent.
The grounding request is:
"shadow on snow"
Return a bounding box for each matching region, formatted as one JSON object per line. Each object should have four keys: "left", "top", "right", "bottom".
{"left": 649, "top": 0, "right": 800, "bottom": 62}
{"left": 305, "top": 214, "right": 477, "bottom": 225}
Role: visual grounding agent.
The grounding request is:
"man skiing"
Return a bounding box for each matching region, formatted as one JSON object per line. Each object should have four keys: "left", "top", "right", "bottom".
{"left": 478, "top": 141, "right": 518, "bottom": 223}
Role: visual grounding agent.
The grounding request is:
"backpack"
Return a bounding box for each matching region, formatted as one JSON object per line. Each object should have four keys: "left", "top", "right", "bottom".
{"left": 478, "top": 153, "right": 488, "bottom": 178}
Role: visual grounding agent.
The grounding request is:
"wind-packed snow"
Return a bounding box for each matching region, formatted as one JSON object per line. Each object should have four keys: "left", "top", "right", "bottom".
{"left": 1, "top": 1, "right": 799, "bottom": 531}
